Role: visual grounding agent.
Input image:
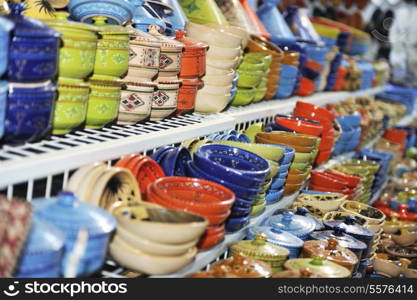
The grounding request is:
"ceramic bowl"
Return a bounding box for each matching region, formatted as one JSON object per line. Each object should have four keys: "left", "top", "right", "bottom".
{"left": 214, "top": 141, "right": 284, "bottom": 162}
{"left": 266, "top": 189, "right": 284, "bottom": 204}
{"left": 372, "top": 256, "right": 403, "bottom": 277}
{"left": 195, "top": 91, "right": 231, "bottom": 113}
{"left": 0, "top": 80, "right": 7, "bottom": 139}
{"left": 297, "top": 193, "right": 346, "bottom": 212}
{"left": 232, "top": 88, "right": 256, "bottom": 106}
{"left": 199, "top": 83, "right": 232, "bottom": 95}
{"left": 204, "top": 71, "right": 235, "bottom": 86}
{"left": 159, "top": 146, "right": 191, "bottom": 177}
{"left": 186, "top": 22, "right": 242, "bottom": 48}
{"left": 290, "top": 162, "right": 309, "bottom": 172}
{"left": 271, "top": 177, "right": 286, "bottom": 190}
{"left": 206, "top": 56, "right": 240, "bottom": 70}
{"left": 113, "top": 204, "right": 208, "bottom": 245}
{"left": 116, "top": 225, "right": 198, "bottom": 256}
{"left": 207, "top": 44, "right": 241, "bottom": 61}
{"left": 205, "top": 23, "right": 250, "bottom": 48}
{"left": 150, "top": 80, "right": 180, "bottom": 121}
{"left": 256, "top": 136, "right": 315, "bottom": 153}
{"left": 257, "top": 131, "right": 318, "bottom": 147}
{"left": 237, "top": 70, "right": 264, "bottom": 89}
{"left": 110, "top": 236, "right": 197, "bottom": 275}
{"left": 0, "top": 16, "right": 13, "bottom": 77}
{"left": 226, "top": 215, "right": 250, "bottom": 232}
{"left": 284, "top": 182, "right": 304, "bottom": 195}
{"left": 341, "top": 201, "right": 386, "bottom": 225}
{"left": 68, "top": 0, "right": 135, "bottom": 25}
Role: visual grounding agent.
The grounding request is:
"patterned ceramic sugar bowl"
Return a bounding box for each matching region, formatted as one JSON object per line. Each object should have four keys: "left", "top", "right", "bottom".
{"left": 230, "top": 233, "right": 290, "bottom": 274}
{"left": 92, "top": 16, "right": 131, "bottom": 77}
{"left": 45, "top": 12, "right": 98, "bottom": 79}
{"left": 0, "top": 16, "right": 13, "bottom": 77}
{"left": 284, "top": 257, "right": 351, "bottom": 278}
{"left": 33, "top": 191, "right": 117, "bottom": 277}
{"left": 148, "top": 25, "right": 184, "bottom": 80}
{"left": 4, "top": 80, "right": 57, "bottom": 145}
{"left": 150, "top": 80, "right": 180, "bottom": 121}
{"left": 124, "top": 26, "right": 161, "bottom": 81}
{"left": 52, "top": 77, "right": 90, "bottom": 135}
{"left": 6, "top": 3, "right": 61, "bottom": 82}
{"left": 86, "top": 75, "right": 122, "bottom": 129}
{"left": 15, "top": 218, "right": 65, "bottom": 278}
{"left": 117, "top": 80, "right": 156, "bottom": 125}
{"left": 68, "top": 0, "right": 136, "bottom": 25}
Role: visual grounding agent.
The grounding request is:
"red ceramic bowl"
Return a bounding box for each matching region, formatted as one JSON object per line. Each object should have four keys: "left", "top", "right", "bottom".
{"left": 318, "top": 134, "right": 335, "bottom": 151}
{"left": 310, "top": 171, "right": 348, "bottom": 189}
{"left": 297, "top": 77, "right": 316, "bottom": 97}
{"left": 323, "top": 170, "right": 360, "bottom": 188}
{"left": 198, "top": 225, "right": 225, "bottom": 250}
{"left": 115, "top": 154, "right": 143, "bottom": 168}
{"left": 293, "top": 109, "right": 335, "bottom": 130}
{"left": 295, "top": 101, "right": 335, "bottom": 122}
{"left": 275, "top": 117, "right": 323, "bottom": 136}
{"left": 383, "top": 129, "right": 408, "bottom": 145}
{"left": 149, "top": 177, "right": 235, "bottom": 214}
{"left": 309, "top": 184, "right": 353, "bottom": 198}
{"left": 315, "top": 150, "right": 332, "bottom": 165}
{"left": 130, "top": 156, "right": 165, "bottom": 199}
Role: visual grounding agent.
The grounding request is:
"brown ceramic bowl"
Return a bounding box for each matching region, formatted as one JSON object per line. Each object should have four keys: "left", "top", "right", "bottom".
{"left": 284, "top": 182, "right": 304, "bottom": 195}
{"left": 247, "top": 36, "right": 283, "bottom": 61}
{"left": 257, "top": 132, "right": 318, "bottom": 147}
{"left": 282, "top": 51, "right": 300, "bottom": 66}
{"left": 286, "top": 171, "right": 310, "bottom": 184}
{"left": 255, "top": 136, "right": 315, "bottom": 153}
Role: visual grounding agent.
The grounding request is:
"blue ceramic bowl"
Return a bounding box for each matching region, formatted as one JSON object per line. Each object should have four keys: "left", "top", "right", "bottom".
{"left": 69, "top": 0, "right": 136, "bottom": 25}
{"left": 277, "top": 170, "right": 289, "bottom": 179}
{"left": 186, "top": 161, "right": 260, "bottom": 200}
{"left": 151, "top": 146, "right": 176, "bottom": 163}
{"left": 4, "top": 81, "right": 56, "bottom": 145}
{"left": 340, "top": 114, "right": 361, "bottom": 128}
{"left": 278, "top": 162, "right": 292, "bottom": 174}
{"left": 231, "top": 204, "right": 251, "bottom": 217}
{"left": 0, "top": 17, "right": 13, "bottom": 77}
{"left": 160, "top": 146, "right": 191, "bottom": 176}
{"left": 15, "top": 218, "right": 64, "bottom": 278}
{"left": 280, "top": 64, "right": 299, "bottom": 77}
{"left": 234, "top": 197, "right": 253, "bottom": 208}
{"left": 237, "top": 133, "right": 251, "bottom": 143}
{"left": 194, "top": 144, "right": 269, "bottom": 187}
{"left": 389, "top": 200, "right": 403, "bottom": 210}
{"left": 0, "top": 81, "right": 7, "bottom": 139}
{"left": 266, "top": 188, "right": 284, "bottom": 204}
{"left": 226, "top": 216, "right": 249, "bottom": 232}
{"left": 270, "top": 177, "right": 286, "bottom": 190}
{"left": 266, "top": 145, "right": 295, "bottom": 165}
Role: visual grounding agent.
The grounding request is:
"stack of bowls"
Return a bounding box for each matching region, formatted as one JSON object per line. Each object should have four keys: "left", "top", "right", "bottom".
{"left": 207, "top": 130, "right": 251, "bottom": 143}
{"left": 384, "top": 128, "right": 409, "bottom": 153}
{"left": 296, "top": 191, "right": 347, "bottom": 213}
{"left": 333, "top": 114, "right": 362, "bottom": 155}
{"left": 187, "top": 22, "right": 245, "bottom": 113}
{"left": 329, "top": 166, "right": 370, "bottom": 203}
{"left": 146, "top": 176, "right": 235, "bottom": 249}
{"left": 348, "top": 28, "right": 371, "bottom": 56}
{"left": 357, "top": 61, "right": 375, "bottom": 90}
{"left": 232, "top": 52, "right": 272, "bottom": 106}
{"left": 255, "top": 131, "right": 317, "bottom": 196}
{"left": 110, "top": 203, "right": 207, "bottom": 275}
{"left": 186, "top": 144, "right": 270, "bottom": 231}
{"left": 151, "top": 146, "right": 191, "bottom": 177}
{"left": 309, "top": 169, "right": 361, "bottom": 201}
{"left": 312, "top": 23, "right": 341, "bottom": 49}
{"left": 275, "top": 50, "right": 300, "bottom": 99}
{"left": 247, "top": 35, "right": 284, "bottom": 100}
{"left": 293, "top": 101, "right": 336, "bottom": 165}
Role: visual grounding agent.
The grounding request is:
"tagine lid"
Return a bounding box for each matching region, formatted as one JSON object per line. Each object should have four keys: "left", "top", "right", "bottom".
{"left": 148, "top": 25, "right": 184, "bottom": 49}
{"left": 248, "top": 226, "right": 303, "bottom": 248}
{"left": 284, "top": 257, "right": 351, "bottom": 278}
{"left": 268, "top": 211, "right": 316, "bottom": 237}
{"left": 7, "top": 3, "right": 61, "bottom": 38}
{"left": 310, "top": 227, "right": 367, "bottom": 251}
{"left": 230, "top": 233, "right": 290, "bottom": 259}
{"left": 209, "top": 253, "right": 272, "bottom": 278}
{"left": 44, "top": 11, "right": 98, "bottom": 33}
{"left": 25, "top": 218, "right": 65, "bottom": 253}
{"left": 175, "top": 30, "right": 208, "bottom": 51}
{"left": 302, "top": 238, "right": 359, "bottom": 267}
{"left": 33, "top": 191, "right": 116, "bottom": 236}
{"left": 91, "top": 16, "right": 134, "bottom": 35}
{"left": 324, "top": 216, "right": 374, "bottom": 240}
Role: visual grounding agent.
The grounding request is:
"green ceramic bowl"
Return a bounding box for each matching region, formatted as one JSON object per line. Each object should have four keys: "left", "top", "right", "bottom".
{"left": 214, "top": 140, "right": 284, "bottom": 161}
{"left": 239, "top": 57, "right": 265, "bottom": 72}
{"left": 293, "top": 152, "right": 312, "bottom": 163}
{"left": 258, "top": 76, "right": 268, "bottom": 89}
{"left": 253, "top": 87, "right": 267, "bottom": 103}
{"left": 86, "top": 75, "right": 122, "bottom": 129}
{"left": 250, "top": 199, "right": 266, "bottom": 217}
{"left": 244, "top": 53, "right": 273, "bottom": 71}
{"left": 52, "top": 77, "right": 90, "bottom": 135}
{"left": 268, "top": 160, "right": 280, "bottom": 179}
{"left": 244, "top": 122, "right": 264, "bottom": 143}
{"left": 344, "top": 160, "right": 380, "bottom": 175}
{"left": 290, "top": 162, "right": 309, "bottom": 172}
{"left": 237, "top": 70, "right": 264, "bottom": 88}
{"left": 232, "top": 88, "right": 256, "bottom": 106}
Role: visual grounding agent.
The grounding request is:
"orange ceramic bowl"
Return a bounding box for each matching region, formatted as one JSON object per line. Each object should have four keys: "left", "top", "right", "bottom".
{"left": 198, "top": 225, "right": 225, "bottom": 250}
{"left": 294, "top": 101, "right": 335, "bottom": 122}
{"left": 287, "top": 170, "right": 310, "bottom": 183}
{"left": 256, "top": 131, "right": 318, "bottom": 147}
{"left": 315, "top": 150, "right": 332, "bottom": 165}
{"left": 255, "top": 136, "right": 316, "bottom": 153}
{"left": 284, "top": 182, "right": 304, "bottom": 195}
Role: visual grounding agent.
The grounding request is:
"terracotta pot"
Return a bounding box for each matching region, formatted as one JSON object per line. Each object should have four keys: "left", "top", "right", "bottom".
{"left": 176, "top": 78, "right": 202, "bottom": 116}
{"left": 175, "top": 30, "right": 208, "bottom": 78}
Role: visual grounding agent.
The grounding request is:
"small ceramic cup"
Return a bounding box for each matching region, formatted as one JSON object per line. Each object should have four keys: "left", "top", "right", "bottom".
{"left": 150, "top": 80, "right": 180, "bottom": 121}
{"left": 117, "top": 81, "right": 156, "bottom": 125}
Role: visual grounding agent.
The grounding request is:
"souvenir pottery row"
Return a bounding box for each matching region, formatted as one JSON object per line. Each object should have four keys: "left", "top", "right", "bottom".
{"left": 146, "top": 176, "right": 235, "bottom": 249}
{"left": 109, "top": 203, "right": 206, "bottom": 275}
{"left": 16, "top": 192, "right": 116, "bottom": 277}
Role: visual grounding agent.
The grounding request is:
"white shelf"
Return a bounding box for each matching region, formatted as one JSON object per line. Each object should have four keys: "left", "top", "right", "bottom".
{"left": 151, "top": 193, "right": 298, "bottom": 278}
{"left": 0, "top": 87, "right": 385, "bottom": 189}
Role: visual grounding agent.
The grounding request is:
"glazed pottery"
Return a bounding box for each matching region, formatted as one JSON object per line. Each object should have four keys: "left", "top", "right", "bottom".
{"left": 237, "top": 70, "right": 263, "bottom": 88}
{"left": 301, "top": 238, "right": 358, "bottom": 272}
{"left": 45, "top": 12, "right": 98, "bottom": 79}
{"left": 267, "top": 211, "right": 316, "bottom": 240}
{"left": 186, "top": 22, "right": 242, "bottom": 48}
{"left": 297, "top": 192, "right": 346, "bottom": 212}
{"left": 68, "top": 0, "right": 136, "bottom": 25}
{"left": 92, "top": 16, "right": 131, "bottom": 77}
{"left": 194, "top": 91, "right": 231, "bottom": 113}
{"left": 188, "top": 253, "right": 272, "bottom": 278}
{"left": 230, "top": 233, "right": 289, "bottom": 273}
{"left": 52, "top": 77, "right": 90, "bottom": 135}
{"left": 214, "top": 140, "right": 284, "bottom": 162}
{"left": 341, "top": 201, "right": 386, "bottom": 225}
{"left": 110, "top": 236, "right": 197, "bottom": 275}
{"left": 150, "top": 80, "right": 180, "bottom": 121}
{"left": 15, "top": 218, "right": 64, "bottom": 278}
{"left": 148, "top": 25, "right": 184, "bottom": 79}
{"left": 34, "top": 192, "right": 116, "bottom": 277}
{"left": 0, "top": 80, "right": 7, "bottom": 139}
{"left": 372, "top": 255, "right": 405, "bottom": 278}
{"left": 232, "top": 88, "right": 256, "bottom": 106}
{"left": 113, "top": 203, "right": 208, "bottom": 245}
{"left": 0, "top": 16, "right": 13, "bottom": 77}
{"left": 85, "top": 74, "right": 122, "bottom": 129}
{"left": 179, "top": 0, "right": 228, "bottom": 25}
{"left": 7, "top": 3, "right": 61, "bottom": 82}
{"left": 175, "top": 30, "right": 208, "bottom": 78}
{"left": 4, "top": 81, "right": 56, "bottom": 145}
{"left": 284, "top": 258, "right": 351, "bottom": 278}
{"left": 391, "top": 229, "right": 417, "bottom": 247}
{"left": 117, "top": 81, "right": 156, "bottom": 124}
{"left": 205, "top": 23, "right": 250, "bottom": 48}
{"left": 176, "top": 78, "right": 201, "bottom": 116}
